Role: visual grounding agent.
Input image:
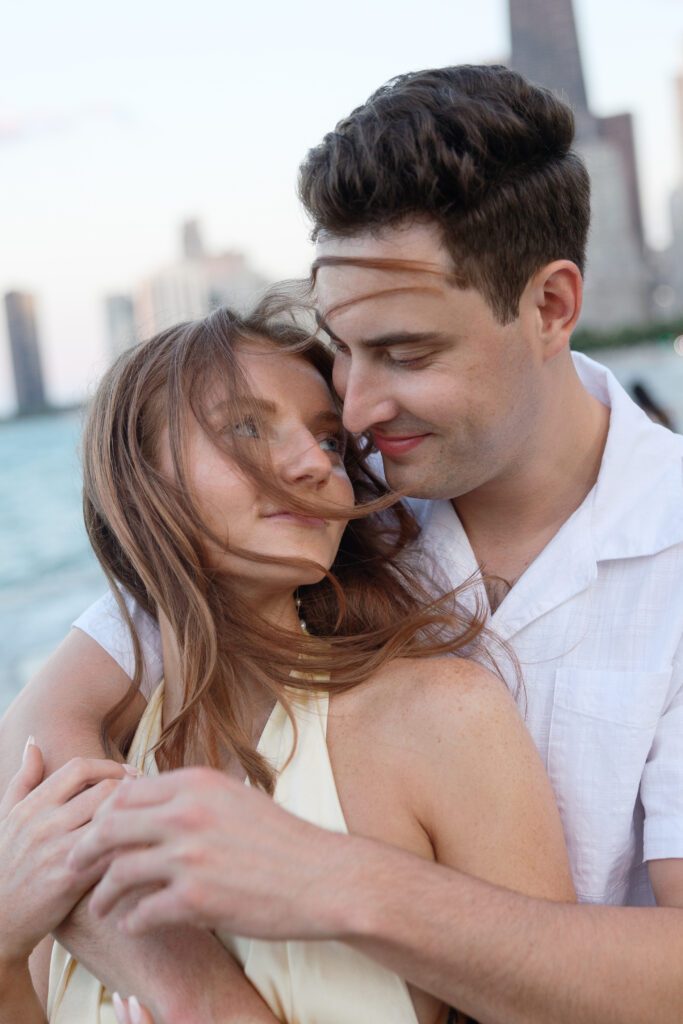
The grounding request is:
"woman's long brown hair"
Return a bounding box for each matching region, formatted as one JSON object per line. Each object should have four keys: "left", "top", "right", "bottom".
{"left": 83, "top": 299, "right": 504, "bottom": 793}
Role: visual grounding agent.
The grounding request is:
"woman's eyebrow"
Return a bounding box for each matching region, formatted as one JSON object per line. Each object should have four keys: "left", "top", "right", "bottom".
{"left": 309, "top": 409, "right": 344, "bottom": 432}
{"left": 211, "top": 400, "right": 342, "bottom": 433}
{"left": 210, "top": 397, "right": 278, "bottom": 417}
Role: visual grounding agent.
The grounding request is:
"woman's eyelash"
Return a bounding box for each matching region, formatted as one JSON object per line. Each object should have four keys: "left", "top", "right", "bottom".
{"left": 229, "top": 421, "right": 345, "bottom": 456}
{"left": 320, "top": 431, "right": 346, "bottom": 455}
{"left": 231, "top": 417, "right": 260, "bottom": 438}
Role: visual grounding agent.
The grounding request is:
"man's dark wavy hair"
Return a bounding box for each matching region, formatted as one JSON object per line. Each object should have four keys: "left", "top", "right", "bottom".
{"left": 298, "top": 65, "right": 591, "bottom": 324}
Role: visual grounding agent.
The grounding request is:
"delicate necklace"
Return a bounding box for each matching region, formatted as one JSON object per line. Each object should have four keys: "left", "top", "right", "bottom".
{"left": 296, "top": 595, "right": 307, "bottom": 634}
{"left": 292, "top": 598, "right": 328, "bottom": 681}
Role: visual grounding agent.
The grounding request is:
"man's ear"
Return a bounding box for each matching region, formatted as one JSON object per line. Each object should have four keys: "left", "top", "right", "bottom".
{"left": 526, "top": 261, "right": 583, "bottom": 362}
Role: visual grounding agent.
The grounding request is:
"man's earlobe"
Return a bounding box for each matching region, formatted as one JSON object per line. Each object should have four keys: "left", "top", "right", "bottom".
{"left": 536, "top": 261, "right": 583, "bottom": 361}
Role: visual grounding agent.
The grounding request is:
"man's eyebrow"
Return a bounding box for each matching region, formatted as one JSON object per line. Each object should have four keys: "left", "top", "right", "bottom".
{"left": 358, "top": 330, "right": 449, "bottom": 350}
{"left": 315, "top": 316, "right": 449, "bottom": 351}
{"left": 315, "top": 311, "right": 343, "bottom": 344}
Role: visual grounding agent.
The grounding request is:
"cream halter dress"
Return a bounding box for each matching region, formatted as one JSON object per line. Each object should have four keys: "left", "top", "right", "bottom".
{"left": 47, "top": 682, "right": 421, "bottom": 1023}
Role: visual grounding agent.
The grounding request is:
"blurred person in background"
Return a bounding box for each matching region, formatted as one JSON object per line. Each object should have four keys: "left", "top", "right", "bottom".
{"left": 630, "top": 379, "right": 676, "bottom": 430}
{"left": 2, "top": 64, "right": 683, "bottom": 1023}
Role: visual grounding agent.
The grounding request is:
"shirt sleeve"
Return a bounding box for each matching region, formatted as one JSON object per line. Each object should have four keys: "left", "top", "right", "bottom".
{"left": 73, "top": 589, "right": 163, "bottom": 701}
{"left": 642, "top": 640, "right": 683, "bottom": 861}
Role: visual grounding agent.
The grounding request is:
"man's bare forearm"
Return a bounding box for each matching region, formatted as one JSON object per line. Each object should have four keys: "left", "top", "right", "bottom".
{"left": 56, "top": 901, "right": 278, "bottom": 1024}
{"left": 341, "top": 838, "right": 683, "bottom": 1024}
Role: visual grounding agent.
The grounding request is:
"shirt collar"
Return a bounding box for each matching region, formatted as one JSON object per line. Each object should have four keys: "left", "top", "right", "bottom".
{"left": 574, "top": 352, "right": 683, "bottom": 560}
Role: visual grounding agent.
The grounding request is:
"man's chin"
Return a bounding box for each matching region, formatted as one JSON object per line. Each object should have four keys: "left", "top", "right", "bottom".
{"left": 382, "top": 462, "right": 446, "bottom": 501}
{"left": 382, "top": 459, "right": 478, "bottom": 502}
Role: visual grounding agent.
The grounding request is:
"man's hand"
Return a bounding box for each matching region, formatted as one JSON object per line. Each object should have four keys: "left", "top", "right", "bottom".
{"left": 70, "top": 766, "right": 358, "bottom": 939}
{"left": 68, "top": 765, "right": 683, "bottom": 1024}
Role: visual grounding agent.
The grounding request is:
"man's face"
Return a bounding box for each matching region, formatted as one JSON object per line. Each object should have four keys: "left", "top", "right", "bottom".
{"left": 315, "top": 221, "right": 545, "bottom": 500}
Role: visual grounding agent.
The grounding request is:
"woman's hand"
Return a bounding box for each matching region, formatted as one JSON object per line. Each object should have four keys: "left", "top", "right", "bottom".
{"left": 112, "top": 992, "right": 155, "bottom": 1024}
{"left": 0, "top": 738, "right": 136, "bottom": 968}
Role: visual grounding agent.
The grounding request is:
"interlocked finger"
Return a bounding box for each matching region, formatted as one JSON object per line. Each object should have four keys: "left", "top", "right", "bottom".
{"left": 57, "top": 778, "right": 125, "bottom": 833}
{"left": 70, "top": 804, "right": 169, "bottom": 871}
{"left": 120, "top": 885, "right": 200, "bottom": 936}
{"left": 89, "top": 847, "right": 175, "bottom": 918}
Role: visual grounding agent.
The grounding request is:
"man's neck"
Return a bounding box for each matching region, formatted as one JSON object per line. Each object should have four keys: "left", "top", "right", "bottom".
{"left": 452, "top": 365, "right": 610, "bottom": 599}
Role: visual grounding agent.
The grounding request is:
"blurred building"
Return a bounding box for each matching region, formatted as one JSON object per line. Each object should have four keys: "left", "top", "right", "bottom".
{"left": 508, "top": 0, "right": 651, "bottom": 331}
{"left": 134, "top": 220, "right": 270, "bottom": 337}
{"left": 509, "top": 0, "right": 591, "bottom": 133}
{"left": 4, "top": 291, "right": 47, "bottom": 415}
{"left": 105, "top": 294, "right": 136, "bottom": 360}
{"left": 662, "top": 52, "right": 683, "bottom": 318}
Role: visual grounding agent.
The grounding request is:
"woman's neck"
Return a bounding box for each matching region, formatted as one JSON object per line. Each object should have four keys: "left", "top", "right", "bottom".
{"left": 157, "top": 592, "right": 302, "bottom": 753}
{"left": 242, "top": 589, "right": 302, "bottom": 633}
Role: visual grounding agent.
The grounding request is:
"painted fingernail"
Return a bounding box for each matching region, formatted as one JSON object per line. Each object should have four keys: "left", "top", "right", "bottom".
{"left": 123, "top": 764, "right": 140, "bottom": 777}
{"left": 22, "top": 735, "right": 35, "bottom": 763}
{"left": 129, "top": 994, "right": 143, "bottom": 1024}
{"left": 112, "top": 991, "right": 126, "bottom": 1024}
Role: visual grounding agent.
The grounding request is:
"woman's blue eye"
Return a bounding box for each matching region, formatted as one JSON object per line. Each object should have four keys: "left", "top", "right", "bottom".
{"left": 320, "top": 434, "right": 344, "bottom": 455}
{"left": 233, "top": 418, "right": 260, "bottom": 439}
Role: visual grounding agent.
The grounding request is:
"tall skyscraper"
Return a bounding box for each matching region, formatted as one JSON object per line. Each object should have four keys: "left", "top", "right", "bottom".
{"left": 105, "top": 294, "right": 136, "bottom": 360}
{"left": 4, "top": 291, "right": 47, "bottom": 415}
{"left": 508, "top": 0, "right": 650, "bottom": 330}
{"left": 182, "top": 219, "right": 206, "bottom": 261}
{"left": 509, "top": 0, "right": 590, "bottom": 130}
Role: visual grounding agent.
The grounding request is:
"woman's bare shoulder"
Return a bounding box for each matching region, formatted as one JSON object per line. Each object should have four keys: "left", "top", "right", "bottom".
{"left": 353, "top": 655, "right": 518, "bottom": 738}
{"left": 330, "top": 654, "right": 522, "bottom": 800}
{"left": 329, "top": 658, "right": 573, "bottom": 903}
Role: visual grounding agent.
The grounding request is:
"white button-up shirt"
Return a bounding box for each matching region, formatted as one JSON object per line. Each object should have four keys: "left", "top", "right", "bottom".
{"left": 75, "top": 353, "right": 683, "bottom": 907}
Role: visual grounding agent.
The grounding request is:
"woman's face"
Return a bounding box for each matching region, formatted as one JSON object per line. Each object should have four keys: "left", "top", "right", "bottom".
{"left": 158, "top": 339, "right": 354, "bottom": 596}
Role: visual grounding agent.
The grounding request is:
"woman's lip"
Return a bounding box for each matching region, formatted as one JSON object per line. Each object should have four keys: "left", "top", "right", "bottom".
{"left": 371, "top": 432, "right": 430, "bottom": 456}
{"left": 263, "top": 513, "right": 327, "bottom": 528}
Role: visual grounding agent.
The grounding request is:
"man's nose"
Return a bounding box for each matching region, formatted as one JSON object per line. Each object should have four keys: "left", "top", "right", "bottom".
{"left": 336, "top": 359, "right": 398, "bottom": 435}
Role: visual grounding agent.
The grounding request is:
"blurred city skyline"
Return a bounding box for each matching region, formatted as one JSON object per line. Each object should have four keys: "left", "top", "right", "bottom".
{"left": 2, "top": 0, "right": 683, "bottom": 414}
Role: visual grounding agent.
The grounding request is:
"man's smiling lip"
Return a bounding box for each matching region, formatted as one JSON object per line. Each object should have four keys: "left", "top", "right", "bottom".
{"left": 371, "top": 431, "right": 431, "bottom": 457}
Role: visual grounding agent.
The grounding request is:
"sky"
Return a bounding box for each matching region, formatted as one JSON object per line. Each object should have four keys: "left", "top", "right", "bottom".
{"left": 2, "top": 0, "right": 683, "bottom": 415}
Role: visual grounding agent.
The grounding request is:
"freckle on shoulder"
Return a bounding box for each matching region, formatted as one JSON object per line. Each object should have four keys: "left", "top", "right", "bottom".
{"left": 368, "top": 655, "right": 515, "bottom": 728}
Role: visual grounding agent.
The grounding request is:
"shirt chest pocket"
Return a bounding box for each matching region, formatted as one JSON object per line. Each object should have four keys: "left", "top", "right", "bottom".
{"left": 547, "top": 667, "right": 671, "bottom": 903}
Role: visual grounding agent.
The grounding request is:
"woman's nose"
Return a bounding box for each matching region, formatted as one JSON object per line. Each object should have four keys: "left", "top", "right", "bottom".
{"left": 275, "top": 432, "right": 332, "bottom": 487}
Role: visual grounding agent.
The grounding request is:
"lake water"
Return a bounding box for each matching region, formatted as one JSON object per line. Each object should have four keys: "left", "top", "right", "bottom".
{"left": 1, "top": 341, "right": 682, "bottom": 714}
{"left": 0, "top": 412, "right": 106, "bottom": 712}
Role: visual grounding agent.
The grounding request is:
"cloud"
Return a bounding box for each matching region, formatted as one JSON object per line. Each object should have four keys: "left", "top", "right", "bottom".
{"left": 0, "top": 104, "right": 134, "bottom": 145}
